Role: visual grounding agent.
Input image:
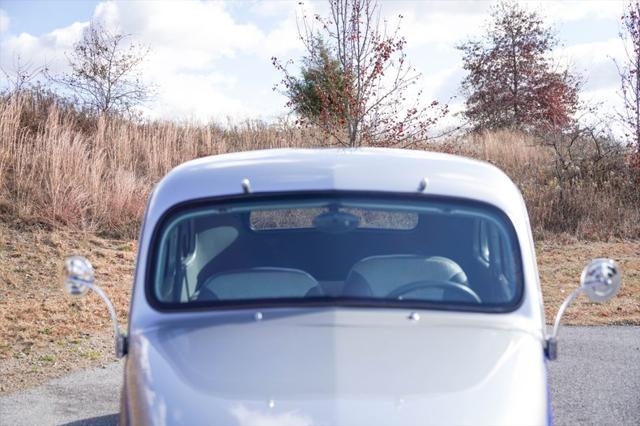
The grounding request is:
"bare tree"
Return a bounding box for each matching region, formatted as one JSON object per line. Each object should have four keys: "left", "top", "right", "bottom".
{"left": 616, "top": 1, "right": 640, "bottom": 159}
{"left": 49, "top": 22, "right": 150, "bottom": 116}
{"left": 273, "top": 0, "right": 446, "bottom": 147}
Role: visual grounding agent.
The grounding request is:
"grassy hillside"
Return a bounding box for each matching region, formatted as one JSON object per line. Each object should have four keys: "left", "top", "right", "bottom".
{"left": 1, "top": 91, "right": 639, "bottom": 240}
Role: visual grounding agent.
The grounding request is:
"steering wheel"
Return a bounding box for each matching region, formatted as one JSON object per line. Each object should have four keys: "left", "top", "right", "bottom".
{"left": 386, "top": 279, "right": 482, "bottom": 304}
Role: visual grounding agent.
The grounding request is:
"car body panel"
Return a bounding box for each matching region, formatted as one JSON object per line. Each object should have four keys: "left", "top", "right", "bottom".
{"left": 124, "top": 308, "right": 546, "bottom": 426}
{"left": 121, "top": 148, "right": 550, "bottom": 425}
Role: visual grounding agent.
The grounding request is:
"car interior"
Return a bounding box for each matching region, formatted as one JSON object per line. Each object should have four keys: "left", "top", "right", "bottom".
{"left": 154, "top": 198, "right": 521, "bottom": 307}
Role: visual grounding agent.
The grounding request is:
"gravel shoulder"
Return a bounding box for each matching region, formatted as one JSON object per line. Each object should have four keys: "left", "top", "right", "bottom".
{"left": 1, "top": 326, "right": 638, "bottom": 425}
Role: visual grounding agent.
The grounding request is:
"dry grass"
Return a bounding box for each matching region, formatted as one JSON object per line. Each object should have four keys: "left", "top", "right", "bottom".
{"left": 537, "top": 239, "right": 640, "bottom": 325}
{"left": 437, "top": 131, "right": 640, "bottom": 240}
{"left": 0, "top": 224, "right": 134, "bottom": 394}
{"left": 1, "top": 92, "right": 639, "bottom": 240}
{"left": 0, "top": 92, "right": 324, "bottom": 237}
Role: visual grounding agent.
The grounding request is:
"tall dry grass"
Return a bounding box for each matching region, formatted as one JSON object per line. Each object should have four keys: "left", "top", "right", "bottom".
{"left": 1, "top": 91, "right": 638, "bottom": 240}
{"left": 0, "top": 92, "right": 323, "bottom": 236}
{"left": 443, "top": 131, "right": 640, "bottom": 240}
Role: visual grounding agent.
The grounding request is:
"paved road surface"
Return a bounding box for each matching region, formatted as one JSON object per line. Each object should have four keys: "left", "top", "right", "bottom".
{"left": 548, "top": 326, "right": 640, "bottom": 425}
{"left": 0, "top": 361, "right": 121, "bottom": 426}
{"left": 1, "top": 326, "right": 638, "bottom": 425}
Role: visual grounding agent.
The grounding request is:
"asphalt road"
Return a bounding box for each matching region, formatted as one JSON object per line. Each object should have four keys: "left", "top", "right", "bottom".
{"left": 548, "top": 326, "right": 640, "bottom": 425}
{"left": 0, "top": 326, "right": 638, "bottom": 426}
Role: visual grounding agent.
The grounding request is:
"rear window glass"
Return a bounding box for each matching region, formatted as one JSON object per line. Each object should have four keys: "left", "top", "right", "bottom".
{"left": 250, "top": 208, "right": 417, "bottom": 230}
{"left": 150, "top": 194, "right": 523, "bottom": 312}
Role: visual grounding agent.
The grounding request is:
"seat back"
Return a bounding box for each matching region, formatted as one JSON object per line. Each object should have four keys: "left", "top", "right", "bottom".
{"left": 201, "top": 267, "right": 319, "bottom": 300}
{"left": 344, "top": 255, "right": 468, "bottom": 297}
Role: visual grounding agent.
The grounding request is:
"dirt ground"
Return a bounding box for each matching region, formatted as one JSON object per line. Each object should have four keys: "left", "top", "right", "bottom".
{"left": 537, "top": 239, "right": 640, "bottom": 326}
{"left": 1, "top": 223, "right": 638, "bottom": 395}
{"left": 0, "top": 224, "right": 135, "bottom": 395}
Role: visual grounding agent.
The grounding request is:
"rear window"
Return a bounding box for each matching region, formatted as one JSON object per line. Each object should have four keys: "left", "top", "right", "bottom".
{"left": 250, "top": 208, "right": 417, "bottom": 230}
{"left": 149, "top": 194, "right": 523, "bottom": 312}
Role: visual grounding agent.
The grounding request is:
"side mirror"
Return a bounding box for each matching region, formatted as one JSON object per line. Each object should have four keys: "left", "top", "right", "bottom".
{"left": 63, "top": 256, "right": 127, "bottom": 358}
{"left": 580, "top": 258, "right": 621, "bottom": 303}
{"left": 546, "top": 258, "right": 621, "bottom": 360}
{"left": 63, "top": 255, "right": 95, "bottom": 296}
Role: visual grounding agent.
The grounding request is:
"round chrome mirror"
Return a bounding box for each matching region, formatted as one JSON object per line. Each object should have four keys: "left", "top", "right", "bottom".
{"left": 580, "top": 258, "right": 621, "bottom": 303}
{"left": 63, "top": 255, "right": 95, "bottom": 297}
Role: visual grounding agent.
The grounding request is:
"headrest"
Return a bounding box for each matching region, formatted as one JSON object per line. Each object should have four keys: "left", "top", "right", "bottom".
{"left": 346, "top": 255, "right": 467, "bottom": 297}
{"left": 202, "top": 267, "right": 318, "bottom": 300}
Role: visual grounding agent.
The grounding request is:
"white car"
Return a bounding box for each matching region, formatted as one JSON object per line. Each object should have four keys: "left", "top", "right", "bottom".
{"left": 63, "top": 148, "right": 621, "bottom": 425}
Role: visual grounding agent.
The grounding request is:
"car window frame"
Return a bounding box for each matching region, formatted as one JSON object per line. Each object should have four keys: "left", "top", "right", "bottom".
{"left": 145, "top": 191, "right": 526, "bottom": 314}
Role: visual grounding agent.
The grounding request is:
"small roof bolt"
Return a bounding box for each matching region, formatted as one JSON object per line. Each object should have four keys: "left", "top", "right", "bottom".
{"left": 254, "top": 311, "right": 263, "bottom": 321}
{"left": 241, "top": 178, "right": 252, "bottom": 194}
{"left": 408, "top": 312, "right": 420, "bottom": 321}
{"left": 418, "top": 178, "right": 429, "bottom": 192}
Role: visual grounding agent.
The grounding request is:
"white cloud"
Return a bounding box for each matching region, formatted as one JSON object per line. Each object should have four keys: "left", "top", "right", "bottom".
{"left": 395, "top": 2, "right": 486, "bottom": 39}
{"left": 387, "top": 1, "right": 623, "bottom": 23}
{"left": 385, "top": 1, "right": 490, "bottom": 19}
{"left": 146, "top": 72, "right": 252, "bottom": 122}
{"left": 263, "top": 7, "right": 305, "bottom": 56}
{"left": 259, "top": 1, "right": 327, "bottom": 57}
{"left": 560, "top": 38, "right": 626, "bottom": 64}
{"left": 0, "top": 9, "right": 9, "bottom": 34}
{"left": 98, "top": 1, "right": 264, "bottom": 58}
{"left": 0, "top": 21, "right": 87, "bottom": 77}
{"left": 248, "top": 0, "right": 297, "bottom": 18}
{"left": 531, "top": 0, "right": 624, "bottom": 22}
{"left": 555, "top": 38, "right": 625, "bottom": 91}
{"left": 390, "top": 0, "right": 624, "bottom": 49}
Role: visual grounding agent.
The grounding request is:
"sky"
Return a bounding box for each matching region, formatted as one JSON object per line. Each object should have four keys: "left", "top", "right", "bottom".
{"left": 0, "top": 0, "right": 629, "bottom": 130}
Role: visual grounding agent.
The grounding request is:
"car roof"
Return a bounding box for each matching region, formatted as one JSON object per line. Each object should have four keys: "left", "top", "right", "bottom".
{"left": 146, "top": 148, "right": 525, "bottom": 222}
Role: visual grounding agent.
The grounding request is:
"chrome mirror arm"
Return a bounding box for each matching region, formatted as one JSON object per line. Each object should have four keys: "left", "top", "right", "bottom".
{"left": 546, "top": 258, "right": 621, "bottom": 360}
{"left": 550, "top": 286, "right": 582, "bottom": 341}
{"left": 550, "top": 278, "right": 611, "bottom": 340}
{"left": 63, "top": 256, "right": 128, "bottom": 358}
{"left": 546, "top": 286, "right": 584, "bottom": 361}
{"left": 84, "top": 281, "right": 128, "bottom": 358}
{"left": 84, "top": 283, "right": 126, "bottom": 348}
{"left": 65, "top": 274, "right": 127, "bottom": 358}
